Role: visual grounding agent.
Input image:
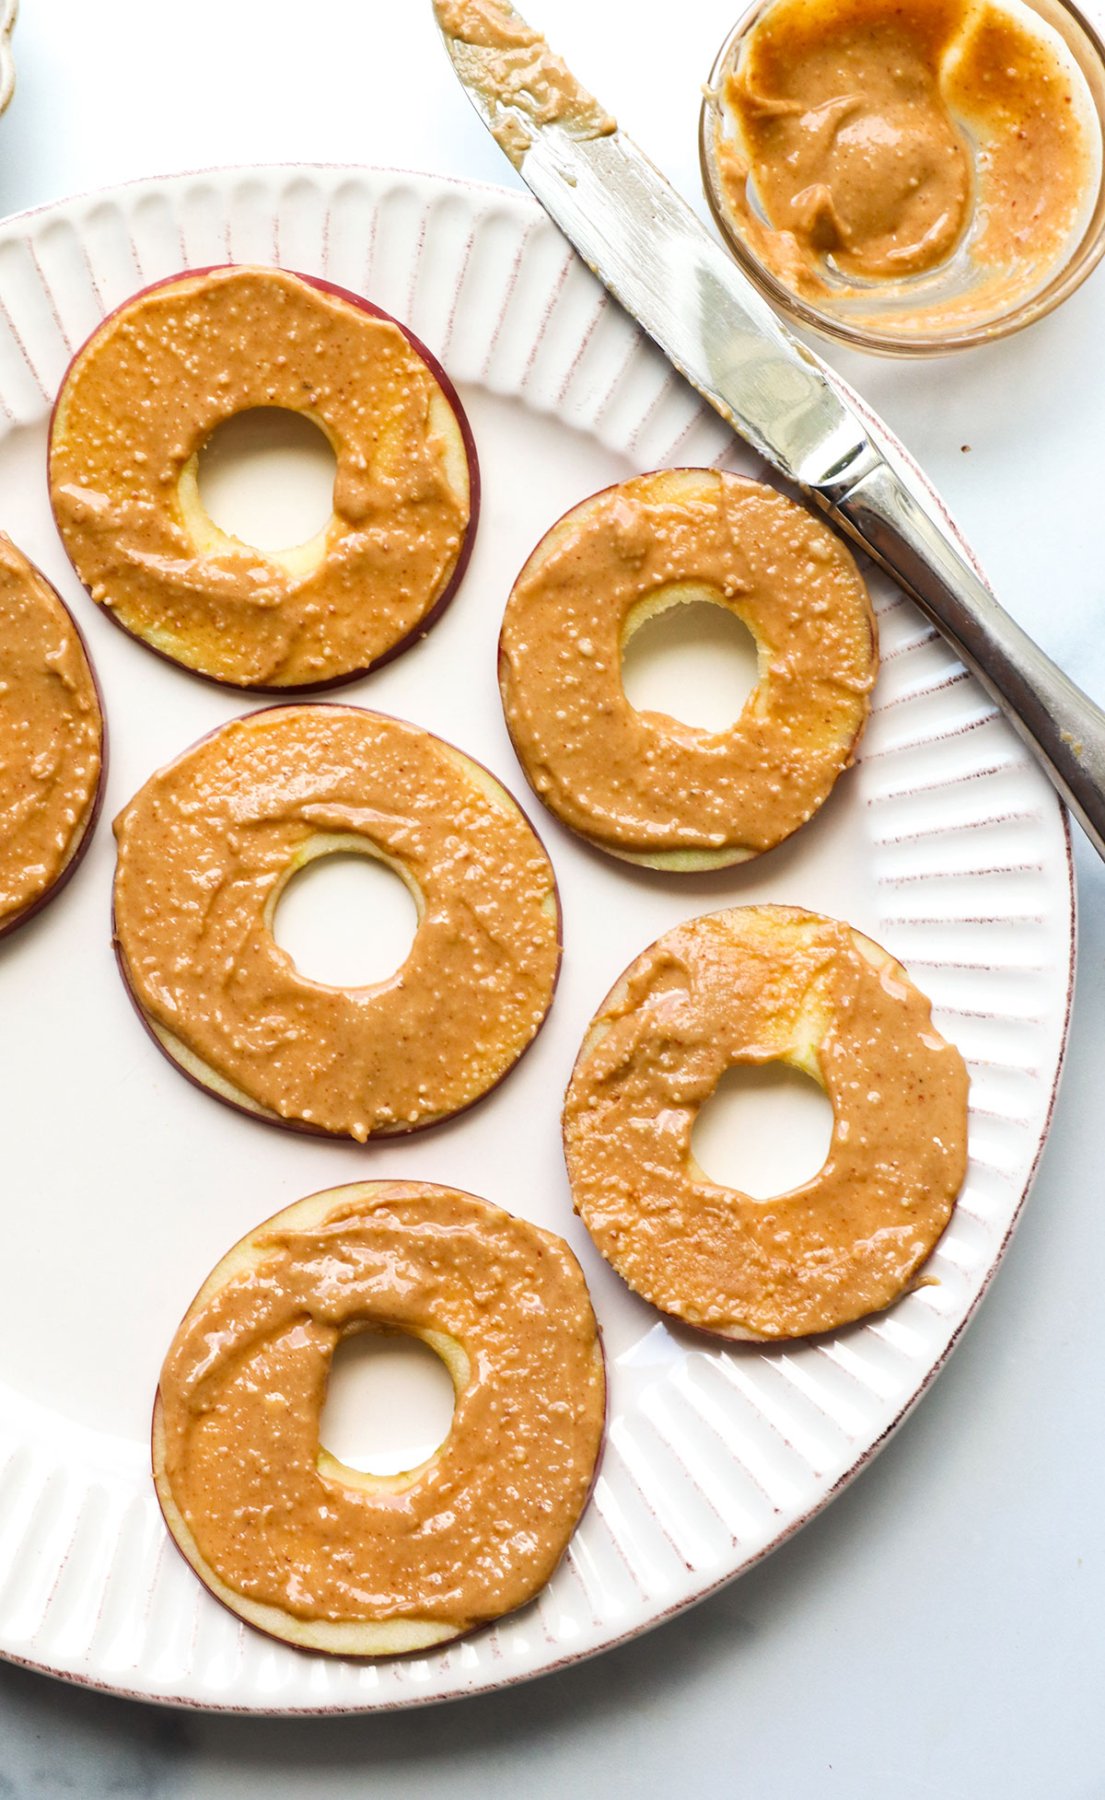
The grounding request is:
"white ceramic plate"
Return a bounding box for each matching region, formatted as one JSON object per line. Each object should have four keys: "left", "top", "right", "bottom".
{"left": 0, "top": 166, "right": 1073, "bottom": 1712}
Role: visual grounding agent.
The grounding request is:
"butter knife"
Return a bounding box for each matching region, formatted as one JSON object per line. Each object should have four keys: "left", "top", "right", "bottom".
{"left": 433, "top": 0, "right": 1105, "bottom": 860}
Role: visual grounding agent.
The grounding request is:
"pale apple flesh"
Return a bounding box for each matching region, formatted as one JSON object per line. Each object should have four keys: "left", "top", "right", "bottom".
{"left": 0, "top": 553, "right": 108, "bottom": 942}
{"left": 564, "top": 904, "right": 969, "bottom": 1341}
{"left": 48, "top": 266, "right": 481, "bottom": 693}
{"left": 152, "top": 1181, "right": 607, "bottom": 1658}
{"left": 112, "top": 704, "right": 563, "bottom": 1140}
{"left": 499, "top": 469, "right": 877, "bottom": 871}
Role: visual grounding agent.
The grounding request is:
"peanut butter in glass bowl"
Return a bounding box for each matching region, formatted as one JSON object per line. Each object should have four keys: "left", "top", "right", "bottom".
{"left": 700, "top": 0, "right": 1105, "bottom": 352}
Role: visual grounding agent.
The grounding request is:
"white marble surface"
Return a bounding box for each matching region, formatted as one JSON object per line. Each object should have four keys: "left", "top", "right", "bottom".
{"left": 1, "top": 0, "right": 1104, "bottom": 1793}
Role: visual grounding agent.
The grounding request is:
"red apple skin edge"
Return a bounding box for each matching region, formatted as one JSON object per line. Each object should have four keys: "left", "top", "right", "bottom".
{"left": 112, "top": 700, "right": 564, "bottom": 1143}
{"left": 47, "top": 265, "right": 482, "bottom": 697}
{"left": 149, "top": 1179, "right": 610, "bottom": 1661}
{"left": 0, "top": 560, "right": 109, "bottom": 944}
{"left": 496, "top": 470, "right": 877, "bottom": 872}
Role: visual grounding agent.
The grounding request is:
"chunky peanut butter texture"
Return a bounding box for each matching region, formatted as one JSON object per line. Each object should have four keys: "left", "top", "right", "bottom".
{"left": 500, "top": 471, "right": 876, "bottom": 863}
{"left": 0, "top": 536, "right": 102, "bottom": 927}
{"left": 564, "top": 907, "right": 968, "bottom": 1340}
{"left": 155, "top": 1185, "right": 605, "bottom": 1635}
{"left": 112, "top": 707, "right": 560, "bottom": 1140}
{"left": 434, "top": 0, "right": 615, "bottom": 164}
{"left": 50, "top": 267, "right": 470, "bottom": 687}
{"left": 712, "top": 0, "right": 1098, "bottom": 319}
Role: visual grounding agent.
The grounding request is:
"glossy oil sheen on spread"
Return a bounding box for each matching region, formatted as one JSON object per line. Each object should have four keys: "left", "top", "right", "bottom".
{"left": 564, "top": 906, "right": 969, "bottom": 1339}
{"left": 712, "top": 0, "right": 1099, "bottom": 324}
{"left": 499, "top": 471, "right": 876, "bottom": 862}
{"left": 434, "top": 0, "right": 616, "bottom": 165}
{"left": 112, "top": 706, "right": 560, "bottom": 1140}
{"left": 0, "top": 536, "right": 102, "bottom": 928}
{"left": 49, "top": 267, "right": 470, "bottom": 687}
{"left": 155, "top": 1184, "right": 605, "bottom": 1635}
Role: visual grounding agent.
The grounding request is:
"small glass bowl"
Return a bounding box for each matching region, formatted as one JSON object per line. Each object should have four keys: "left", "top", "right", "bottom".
{"left": 699, "top": 0, "right": 1105, "bottom": 355}
{"left": 0, "top": 0, "right": 16, "bottom": 121}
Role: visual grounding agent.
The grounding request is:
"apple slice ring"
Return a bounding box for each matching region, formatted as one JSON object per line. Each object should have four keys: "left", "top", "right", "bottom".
{"left": 498, "top": 469, "right": 877, "bottom": 869}
{"left": 563, "top": 905, "right": 969, "bottom": 1340}
{"left": 153, "top": 1180, "right": 606, "bottom": 1656}
{"left": 49, "top": 264, "right": 478, "bottom": 691}
{"left": 112, "top": 703, "right": 562, "bottom": 1141}
{"left": 0, "top": 533, "right": 106, "bottom": 939}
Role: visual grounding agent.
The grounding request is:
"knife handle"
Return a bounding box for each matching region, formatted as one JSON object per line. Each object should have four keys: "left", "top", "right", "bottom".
{"left": 826, "top": 458, "right": 1105, "bottom": 863}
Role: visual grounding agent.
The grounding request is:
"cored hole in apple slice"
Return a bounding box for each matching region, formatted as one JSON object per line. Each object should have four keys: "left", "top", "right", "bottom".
{"left": 197, "top": 405, "right": 336, "bottom": 551}
{"left": 691, "top": 1062, "right": 835, "bottom": 1198}
{"left": 272, "top": 849, "right": 420, "bottom": 989}
{"left": 621, "top": 587, "right": 760, "bottom": 732}
{"left": 320, "top": 1329, "right": 458, "bottom": 1478}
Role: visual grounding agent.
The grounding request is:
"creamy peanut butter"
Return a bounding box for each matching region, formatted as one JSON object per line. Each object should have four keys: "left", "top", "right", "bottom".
{"left": 0, "top": 535, "right": 103, "bottom": 934}
{"left": 564, "top": 906, "right": 968, "bottom": 1340}
{"left": 112, "top": 706, "right": 561, "bottom": 1140}
{"left": 708, "top": 0, "right": 1101, "bottom": 332}
{"left": 499, "top": 470, "right": 876, "bottom": 869}
{"left": 50, "top": 267, "right": 473, "bottom": 689}
{"left": 154, "top": 1182, "right": 606, "bottom": 1652}
{"left": 434, "top": 0, "right": 616, "bottom": 166}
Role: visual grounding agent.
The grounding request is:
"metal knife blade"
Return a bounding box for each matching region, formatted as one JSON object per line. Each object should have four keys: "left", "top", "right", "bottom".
{"left": 433, "top": 0, "right": 1105, "bottom": 859}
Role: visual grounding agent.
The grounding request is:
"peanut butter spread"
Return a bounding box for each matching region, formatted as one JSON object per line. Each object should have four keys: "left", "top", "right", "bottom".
{"left": 564, "top": 906, "right": 968, "bottom": 1340}
{"left": 154, "top": 1183, "right": 605, "bottom": 1649}
{"left": 0, "top": 535, "right": 103, "bottom": 933}
{"left": 499, "top": 471, "right": 876, "bottom": 868}
{"left": 112, "top": 706, "right": 560, "bottom": 1140}
{"left": 709, "top": 0, "right": 1100, "bottom": 328}
{"left": 434, "top": 0, "right": 616, "bottom": 166}
{"left": 50, "top": 267, "right": 473, "bottom": 689}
